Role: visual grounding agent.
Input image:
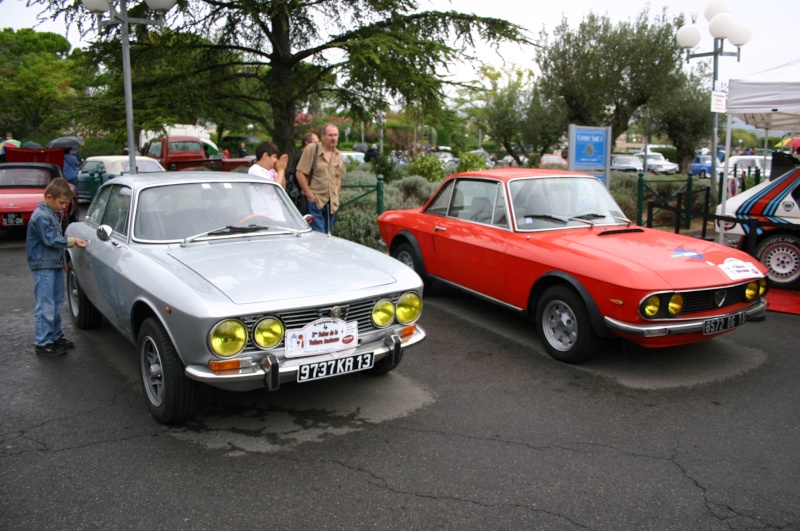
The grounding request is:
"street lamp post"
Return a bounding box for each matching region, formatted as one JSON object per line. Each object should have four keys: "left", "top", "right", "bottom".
{"left": 676, "top": 0, "right": 752, "bottom": 202}
{"left": 80, "top": 0, "right": 176, "bottom": 174}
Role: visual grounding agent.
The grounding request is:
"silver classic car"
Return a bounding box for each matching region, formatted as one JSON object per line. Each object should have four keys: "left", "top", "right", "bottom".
{"left": 65, "top": 172, "right": 426, "bottom": 424}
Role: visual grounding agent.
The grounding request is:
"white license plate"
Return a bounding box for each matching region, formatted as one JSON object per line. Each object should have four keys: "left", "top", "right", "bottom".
{"left": 297, "top": 353, "right": 374, "bottom": 382}
{"left": 703, "top": 313, "right": 746, "bottom": 335}
{"left": 2, "top": 213, "right": 23, "bottom": 226}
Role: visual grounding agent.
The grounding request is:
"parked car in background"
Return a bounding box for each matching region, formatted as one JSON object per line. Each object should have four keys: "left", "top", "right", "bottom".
{"left": 378, "top": 168, "right": 768, "bottom": 364}
{"left": 77, "top": 156, "right": 165, "bottom": 201}
{"left": 610, "top": 155, "right": 644, "bottom": 173}
{"left": 540, "top": 154, "right": 568, "bottom": 168}
{"left": 715, "top": 166, "right": 800, "bottom": 289}
{"left": 434, "top": 150, "right": 455, "bottom": 166}
{"left": 0, "top": 162, "right": 78, "bottom": 231}
{"left": 142, "top": 136, "right": 251, "bottom": 172}
{"left": 637, "top": 152, "right": 679, "bottom": 174}
{"left": 341, "top": 151, "right": 365, "bottom": 164}
{"left": 65, "top": 172, "right": 426, "bottom": 424}
{"left": 690, "top": 155, "right": 714, "bottom": 178}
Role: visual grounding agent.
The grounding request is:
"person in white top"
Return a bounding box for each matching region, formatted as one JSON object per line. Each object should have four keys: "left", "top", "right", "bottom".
{"left": 248, "top": 141, "right": 288, "bottom": 188}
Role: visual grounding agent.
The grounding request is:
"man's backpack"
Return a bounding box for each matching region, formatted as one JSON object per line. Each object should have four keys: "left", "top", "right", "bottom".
{"left": 286, "top": 145, "right": 317, "bottom": 215}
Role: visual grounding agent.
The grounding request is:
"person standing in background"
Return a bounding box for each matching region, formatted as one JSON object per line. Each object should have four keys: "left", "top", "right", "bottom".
{"left": 62, "top": 147, "right": 79, "bottom": 187}
{"left": 295, "top": 124, "right": 346, "bottom": 234}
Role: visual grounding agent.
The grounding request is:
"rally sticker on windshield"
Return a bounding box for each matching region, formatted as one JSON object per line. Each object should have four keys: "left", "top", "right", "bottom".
{"left": 285, "top": 318, "right": 358, "bottom": 358}
{"left": 718, "top": 258, "right": 762, "bottom": 280}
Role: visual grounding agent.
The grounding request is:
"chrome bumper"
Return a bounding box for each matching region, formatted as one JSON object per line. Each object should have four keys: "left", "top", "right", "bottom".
{"left": 603, "top": 299, "right": 767, "bottom": 338}
{"left": 184, "top": 325, "right": 426, "bottom": 388}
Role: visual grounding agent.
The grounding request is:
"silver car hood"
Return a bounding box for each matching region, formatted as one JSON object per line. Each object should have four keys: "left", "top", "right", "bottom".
{"left": 168, "top": 236, "right": 398, "bottom": 304}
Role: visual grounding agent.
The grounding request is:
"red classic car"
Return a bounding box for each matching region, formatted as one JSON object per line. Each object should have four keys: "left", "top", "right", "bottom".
{"left": 0, "top": 162, "right": 79, "bottom": 231}
{"left": 377, "top": 168, "right": 769, "bottom": 363}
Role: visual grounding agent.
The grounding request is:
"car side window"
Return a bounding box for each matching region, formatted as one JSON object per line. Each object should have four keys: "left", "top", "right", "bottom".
{"left": 449, "top": 180, "right": 501, "bottom": 224}
{"left": 492, "top": 185, "right": 509, "bottom": 228}
{"left": 101, "top": 185, "right": 132, "bottom": 236}
{"left": 86, "top": 186, "right": 112, "bottom": 225}
{"left": 424, "top": 180, "right": 454, "bottom": 216}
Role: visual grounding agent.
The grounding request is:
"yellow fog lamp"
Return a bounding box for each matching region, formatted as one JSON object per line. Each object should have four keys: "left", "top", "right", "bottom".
{"left": 253, "top": 317, "right": 284, "bottom": 349}
{"left": 372, "top": 299, "right": 395, "bottom": 328}
{"left": 396, "top": 292, "right": 422, "bottom": 325}
{"left": 642, "top": 295, "right": 661, "bottom": 318}
{"left": 210, "top": 319, "right": 247, "bottom": 357}
{"left": 667, "top": 293, "right": 684, "bottom": 316}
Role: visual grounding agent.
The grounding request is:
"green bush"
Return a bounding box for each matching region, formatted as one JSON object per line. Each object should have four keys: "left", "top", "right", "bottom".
{"left": 456, "top": 152, "right": 488, "bottom": 173}
{"left": 371, "top": 153, "right": 401, "bottom": 182}
{"left": 408, "top": 153, "right": 445, "bottom": 182}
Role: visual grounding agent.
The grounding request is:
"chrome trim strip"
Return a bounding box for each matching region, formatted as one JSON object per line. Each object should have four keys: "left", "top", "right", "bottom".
{"left": 604, "top": 299, "right": 767, "bottom": 337}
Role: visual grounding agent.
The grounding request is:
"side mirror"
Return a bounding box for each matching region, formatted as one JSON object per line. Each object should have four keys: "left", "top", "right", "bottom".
{"left": 96, "top": 225, "right": 113, "bottom": 241}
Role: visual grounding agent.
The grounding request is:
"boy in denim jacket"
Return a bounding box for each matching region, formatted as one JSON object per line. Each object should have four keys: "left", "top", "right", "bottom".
{"left": 26, "top": 178, "right": 88, "bottom": 356}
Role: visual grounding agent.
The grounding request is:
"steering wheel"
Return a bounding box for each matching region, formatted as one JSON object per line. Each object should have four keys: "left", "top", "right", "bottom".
{"left": 235, "top": 214, "right": 274, "bottom": 226}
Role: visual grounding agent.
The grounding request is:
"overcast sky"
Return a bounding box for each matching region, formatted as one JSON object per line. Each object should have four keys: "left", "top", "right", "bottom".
{"left": 3, "top": 0, "right": 797, "bottom": 86}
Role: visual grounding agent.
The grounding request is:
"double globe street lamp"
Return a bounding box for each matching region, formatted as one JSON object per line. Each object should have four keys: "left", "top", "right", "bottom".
{"left": 80, "top": 0, "right": 177, "bottom": 174}
{"left": 676, "top": 0, "right": 752, "bottom": 201}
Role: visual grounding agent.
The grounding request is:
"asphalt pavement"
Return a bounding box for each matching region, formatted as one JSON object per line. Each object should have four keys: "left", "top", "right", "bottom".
{"left": 1, "top": 227, "right": 798, "bottom": 530}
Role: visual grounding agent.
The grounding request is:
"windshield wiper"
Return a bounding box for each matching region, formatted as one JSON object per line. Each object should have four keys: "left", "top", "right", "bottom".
{"left": 181, "top": 224, "right": 269, "bottom": 246}
{"left": 521, "top": 214, "right": 568, "bottom": 225}
{"left": 572, "top": 212, "right": 606, "bottom": 220}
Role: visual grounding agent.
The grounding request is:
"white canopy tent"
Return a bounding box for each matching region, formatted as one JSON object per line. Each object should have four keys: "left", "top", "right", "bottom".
{"left": 719, "top": 59, "right": 800, "bottom": 241}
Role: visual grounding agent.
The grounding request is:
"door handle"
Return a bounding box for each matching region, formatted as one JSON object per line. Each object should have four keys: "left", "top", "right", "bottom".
{"left": 434, "top": 226, "right": 447, "bottom": 232}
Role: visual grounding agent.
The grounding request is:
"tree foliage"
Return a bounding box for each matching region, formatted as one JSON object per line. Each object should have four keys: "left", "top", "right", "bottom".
{"left": 0, "top": 28, "right": 78, "bottom": 138}
{"left": 37, "top": 0, "right": 530, "bottom": 157}
{"left": 645, "top": 64, "right": 712, "bottom": 173}
{"left": 537, "top": 9, "right": 685, "bottom": 143}
{"left": 460, "top": 66, "right": 567, "bottom": 164}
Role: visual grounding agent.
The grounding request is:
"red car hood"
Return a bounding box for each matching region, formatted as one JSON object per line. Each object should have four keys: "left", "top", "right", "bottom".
{"left": 543, "top": 227, "right": 764, "bottom": 289}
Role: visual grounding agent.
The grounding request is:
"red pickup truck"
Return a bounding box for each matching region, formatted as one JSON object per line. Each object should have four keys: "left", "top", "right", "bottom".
{"left": 142, "top": 136, "right": 252, "bottom": 171}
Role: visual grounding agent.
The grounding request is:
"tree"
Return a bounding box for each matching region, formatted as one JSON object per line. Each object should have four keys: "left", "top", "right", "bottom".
{"left": 645, "top": 64, "right": 712, "bottom": 173}
{"left": 39, "top": 0, "right": 529, "bottom": 157}
{"left": 536, "top": 9, "right": 685, "bottom": 143}
{"left": 0, "top": 29, "right": 77, "bottom": 138}
{"left": 459, "top": 66, "right": 567, "bottom": 165}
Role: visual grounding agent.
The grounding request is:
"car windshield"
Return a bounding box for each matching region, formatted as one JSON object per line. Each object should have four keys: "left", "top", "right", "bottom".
{"left": 0, "top": 167, "right": 52, "bottom": 187}
{"left": 509, "top": 176, "right": 628, "bottom": 231}
{"left": 79, "top": 161, "right": 104, "bottom": 173}
{"left": 132, "top": 181, "right": 308, "bottom": 241}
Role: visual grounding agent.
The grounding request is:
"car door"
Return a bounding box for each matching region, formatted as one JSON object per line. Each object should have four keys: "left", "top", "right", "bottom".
{"left": 79, "top": 184, "right": 134, "bottom": 333}
{"left": 428, "top": 178, "right": 509, "bottom": 301}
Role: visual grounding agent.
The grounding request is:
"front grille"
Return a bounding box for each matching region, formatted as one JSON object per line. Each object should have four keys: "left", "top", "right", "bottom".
{"left": 681, "top": 284, "right": 748, "bottom": 313}
{"left": 238, "top": 292, "right": 407, "bottom": 355}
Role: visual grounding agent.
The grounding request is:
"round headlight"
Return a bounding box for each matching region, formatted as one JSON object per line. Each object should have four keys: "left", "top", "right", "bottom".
{"left": 667, "top": 293, "right": 684, "bottom": 316}
{"left": 744, "top": 281, "right": 759, "bottom": 301}
{"left": 253, "top": 317, "right": 284, "bottom": 349}
{"left": 643, "top": 295, "right": 661, "bottom": 317}
{"left": 396, "top": 292, "right": 422, "bottom": 325}
{"left": 210, "top": 319, "right": 247, "bottom": 357}
{"left": 758, "top": 278, "right": 768, "bottom": 297}
{"left": 372, "top": 299, "right": 395, "bottom": 328}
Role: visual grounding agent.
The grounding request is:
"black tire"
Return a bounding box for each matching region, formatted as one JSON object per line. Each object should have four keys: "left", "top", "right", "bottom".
{"left": 67, "top": 261, "right": 103, "bottom": 329}
{"left": 535, "top": 285, "right": 596, "bottom": 364}
{"left": 391, "top": 242, "right": 432, "bottom": 292}
{"left": 699, "top": 169, "right": 707, "bottom": 179}
{"left": 138, "top": 317, "right": 200, "bottom": 424}
{"left": 755, "top": 234, "right": 800, "bottom": 290}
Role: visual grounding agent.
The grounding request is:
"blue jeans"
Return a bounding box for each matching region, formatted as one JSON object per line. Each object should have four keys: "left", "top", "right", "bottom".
{"left": 32, "top": 268, "right": 65, "bottom": 347}
{"left": 307, "top": 201, "right": 336, "bottom": 234}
